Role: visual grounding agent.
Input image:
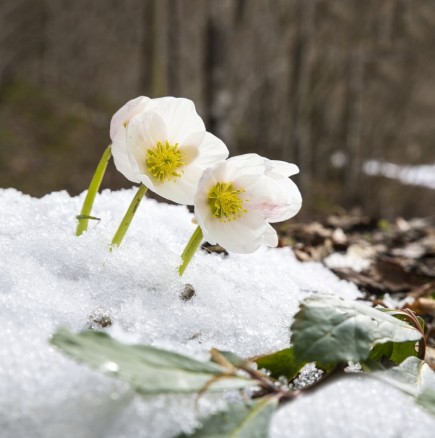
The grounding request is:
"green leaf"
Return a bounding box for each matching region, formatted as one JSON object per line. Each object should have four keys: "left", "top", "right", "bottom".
{"left": 369, "top": 340, "right": 418, "bottom": 365}
{"left": 291, "top": 295, "right": 422, "bottom": 365}
{"left": 369, "top": 356, "right": 435, "bottom": 397}
{"left": 178, "top": 397, "right": 278, "bottom": 438}
{"left": 417, "top": 316, "right": 425, "bottom": 331}
{"left": 51, "top": 329, "right": 254, "bottom": 395}
{"left": 254, "top": 347, "right": 307, "bottom": 380}
{"left": 417, "top": 389, "right": 435, "bottom": 416}
{"left": 380, "top": 308, "right": 425, "bottom": 332}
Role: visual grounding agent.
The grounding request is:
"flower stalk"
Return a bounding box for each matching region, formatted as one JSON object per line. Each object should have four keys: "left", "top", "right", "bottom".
{"left": 178, "top": 226, "right": 204, "bottom": 276}
{"left": 110, "top": 184, "right": 148, "bottom": 248}
{"left": 76, "top": 145, "right": 112, "bottom": 236}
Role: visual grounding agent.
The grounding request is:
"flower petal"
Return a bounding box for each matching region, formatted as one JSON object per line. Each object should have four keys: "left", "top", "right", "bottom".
{"left": 134, "top": 130, "right": 228, "bottom": 204}
{"left": 246, "top": 176, "right": 302, "bottom": 223}
{"left": 145, "top": 97, "right": 206, "bottom": 144}
{"left": 219, "top": 154, "right": 266, "bottom": 179}
{"left": 265, "top": 160, "right": 300, "bottom": 178}
{"left": 141, "top": 162, "right": 204, "bottom": 205}
{"left": 194, "top": 153, "right": 302, "bottom": 253}
{"left": 110, "top": 96, "right": 229, "bottom": 207}
{"left": 183, "top": 132, "right": 229, "bottom": 168}
{"left": 125, "top": 111, "right": 168, "bottom": 175}
{"left": 111, "top": 127, "right": 141, "bottom": 183}
{"left": 201, "top": 211, "right": 268, "bottom": 254}
{"left": 194, "top": 167, "right": 221, "bottom": 225}
{"left": 263, "top": 224, "right": 279, "bottom": 247}
{"left": 110, "top": 96, "right": 150, "bottom": 141}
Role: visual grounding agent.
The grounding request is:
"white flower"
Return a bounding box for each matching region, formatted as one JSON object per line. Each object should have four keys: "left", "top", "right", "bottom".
{"left": 110, "top": 96, "right": 229, "bottom": 205}
{"left": 194, "top": 154, "right": 302, "bottom": 253}
{"left": 110, "top": 96, "right": 151, "bottom": 183}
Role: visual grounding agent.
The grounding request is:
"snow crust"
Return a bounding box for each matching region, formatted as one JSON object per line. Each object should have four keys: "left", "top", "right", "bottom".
{"left": 0, "top": 188, "right": 432, "bottom": 437}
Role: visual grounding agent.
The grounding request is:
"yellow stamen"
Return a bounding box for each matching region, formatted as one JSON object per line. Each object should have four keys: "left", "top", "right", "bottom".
{"left": 146, "top": 141, "right": 185, "bottom": 182}
{"left": 208, "top": 182, "right": 248, "bottom": 222}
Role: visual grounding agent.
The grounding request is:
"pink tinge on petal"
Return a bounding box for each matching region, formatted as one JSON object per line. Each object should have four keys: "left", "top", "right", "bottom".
{"left": 243, "top": 174, "right": 302, "bottom": 223}
{"left": 249, "top": 201, "right": 292, "bottom": 221}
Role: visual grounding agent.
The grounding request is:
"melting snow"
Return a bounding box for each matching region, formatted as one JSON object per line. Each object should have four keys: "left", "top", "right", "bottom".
{"left": 0, "top": 188, "right": 433, "bottom": 437}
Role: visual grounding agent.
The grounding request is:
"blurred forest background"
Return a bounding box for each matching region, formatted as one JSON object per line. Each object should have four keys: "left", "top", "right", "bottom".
{"left": 1, "top": 0, "right": 435, "bottom": 219}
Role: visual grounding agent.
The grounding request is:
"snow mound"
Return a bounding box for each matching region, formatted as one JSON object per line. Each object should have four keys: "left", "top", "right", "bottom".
{"left": 271, "top": 377, "right": 435, "bottom": 438}
{"left": 0, "top": 188, "right": 432, "bottom": 437}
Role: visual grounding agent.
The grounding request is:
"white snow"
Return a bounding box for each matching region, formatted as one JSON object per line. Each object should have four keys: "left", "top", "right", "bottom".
{"left": 270, "top": 377, "right": 435, "bottom": 438}
{"left": 364, "top": 160, "right": 435, "bottom": 190}
{"left": 0, "top": 187, "right": 433, "bottom": 437}
{"left": 330, "top": 154, "right": 435, "bottom": 190}
{"left": 324, "top": 244, "right": 373, "bottom": 273}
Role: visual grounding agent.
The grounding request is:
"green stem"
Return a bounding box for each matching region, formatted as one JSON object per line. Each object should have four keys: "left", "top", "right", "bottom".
{"left": 76, "top": 145, "right": 112, "bottom": 236}
{"left": 178, "top": 226, "right": 204, "bottom": 276}
{"left": 110, "top": 184, "right": 148, "bottom": 248}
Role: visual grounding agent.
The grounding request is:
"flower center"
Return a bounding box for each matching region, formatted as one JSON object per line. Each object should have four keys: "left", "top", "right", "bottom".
{"left": 146, "top": 141, "right": 185, "bottom": 182}
{"left": 208, "top": 182, "right": 248, "bottom": 222}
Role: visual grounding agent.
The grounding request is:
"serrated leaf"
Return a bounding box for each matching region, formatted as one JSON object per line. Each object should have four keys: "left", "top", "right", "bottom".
{"left": 51, "top": 329, "right": 254, "bottom": 395}
{"left": 253, "top": 347, "right": 307, "bottom": 380}
{"left": 291, "top": 295, "right": 422, "bottom": 365}
{"left": 370, "top": 356, "right": 435, "bottom": 397}
{"left": 178, "top": 397, "right": 278, "bottom": 438}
